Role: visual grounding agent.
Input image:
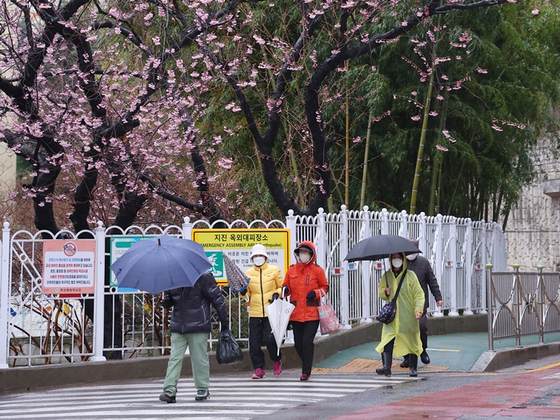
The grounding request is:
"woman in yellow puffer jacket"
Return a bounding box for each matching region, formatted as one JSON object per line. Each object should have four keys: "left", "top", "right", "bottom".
{"left": 243, "top": 244, "right": 284, "bottom": 379}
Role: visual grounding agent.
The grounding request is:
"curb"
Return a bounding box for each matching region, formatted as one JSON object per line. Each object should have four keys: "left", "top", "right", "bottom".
{"left": 471, "top": 341, "right": 560, "bottom": 372}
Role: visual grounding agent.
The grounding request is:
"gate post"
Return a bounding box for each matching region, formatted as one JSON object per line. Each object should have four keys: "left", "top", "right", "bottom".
{"left": 91, "top": 221, "right": 107, "bottom": 362}
{"left": 0, "top": 222, "right": 11, "bottom": 369}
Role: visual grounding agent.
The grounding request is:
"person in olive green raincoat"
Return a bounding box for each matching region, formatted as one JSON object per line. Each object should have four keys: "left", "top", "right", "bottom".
{"left": 375, "top": 252, "right": 424, "bottom": 377}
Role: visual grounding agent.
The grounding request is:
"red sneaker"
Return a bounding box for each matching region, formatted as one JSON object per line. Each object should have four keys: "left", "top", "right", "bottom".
{"left": 251, "top": 367, "right": 266, "bottom": 379}
{"left": 300, "top": 373, "right": 310, "bottom": 381}
{"left": 273, "top": 360, "right": 282, "bottom": 376}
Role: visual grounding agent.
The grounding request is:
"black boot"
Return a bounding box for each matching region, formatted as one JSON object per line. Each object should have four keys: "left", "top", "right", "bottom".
{"left": 400, "top": 355, "right": 409, "bottom": 368}
{"left": 420, "top": 350, "right": 430, "bottom": 365}
{"left": 409, "top": 354, "right": 418, "bottom": 377}
{"left": 376, "top": 352, "right": 392, "bottom": 376}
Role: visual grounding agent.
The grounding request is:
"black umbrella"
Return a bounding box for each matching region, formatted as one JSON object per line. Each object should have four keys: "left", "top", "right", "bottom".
{"left": 345, "top": 234, "right": 421, "bottom": 262}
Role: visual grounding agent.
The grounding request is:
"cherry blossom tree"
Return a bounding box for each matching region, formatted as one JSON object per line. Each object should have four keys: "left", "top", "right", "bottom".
{"left": 0, "top": 0, "right": 541, "bottom": 233}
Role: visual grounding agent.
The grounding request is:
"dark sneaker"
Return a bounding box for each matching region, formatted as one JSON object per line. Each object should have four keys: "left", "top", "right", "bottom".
{"left": 300, "top": 374, "right": 310, "bottom": 381}
{"left": 159, "top": 391, "right": 176, "bottom": 403}
{"left": 195, "top": 389, "right": 210, "bottom": 401}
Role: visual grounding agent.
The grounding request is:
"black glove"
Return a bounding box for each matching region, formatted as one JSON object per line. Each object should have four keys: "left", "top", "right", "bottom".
{"left": 268, "top": 292, "right": 279, "bottom": 303}
{"left": 161, "top": 293, "right": 173, "bottom": 309}
{"left": 282, "top": 286, "right": 290, "bottom": 296}
{"left": 306, "top": 290, "right": 316, "bottom": 301}
{"left": 239, "top": 290, "right": 247, "bottom": 297}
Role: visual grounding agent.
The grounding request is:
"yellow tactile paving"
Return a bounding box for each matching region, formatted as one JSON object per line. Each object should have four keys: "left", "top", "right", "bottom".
{"left": 313, "top": 357, "right": 447, "bottom": 373}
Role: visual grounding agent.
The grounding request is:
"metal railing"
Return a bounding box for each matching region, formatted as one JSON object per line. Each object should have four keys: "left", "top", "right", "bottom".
{"left": 486, "top": 265, "right": 560, "bottom": 350}
{"left": 0, "top": 207, "right": 506, "bottom": 368}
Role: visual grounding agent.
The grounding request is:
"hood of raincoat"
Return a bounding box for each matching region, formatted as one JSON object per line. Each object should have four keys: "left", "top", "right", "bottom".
{"left": 294, "top": 241, "right": 317, "bottom": 265}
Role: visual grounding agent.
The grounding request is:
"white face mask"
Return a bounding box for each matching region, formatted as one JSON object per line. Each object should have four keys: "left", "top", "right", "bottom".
{"left": 252, "top": 256, "right": 266, "bottom": 267}
{"left": 299, "top": 252, "right": 312, "bottom": 263}
{"left": 406, "top": 253, "right": 418, "bottom": 261}
{"left": 392, "top": 258, "right": 403, "bottom": 269}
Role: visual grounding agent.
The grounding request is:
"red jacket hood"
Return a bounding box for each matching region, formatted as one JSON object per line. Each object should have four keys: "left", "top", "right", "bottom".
{"left": 294, "top": 240, "right": 317, "bottom": 264}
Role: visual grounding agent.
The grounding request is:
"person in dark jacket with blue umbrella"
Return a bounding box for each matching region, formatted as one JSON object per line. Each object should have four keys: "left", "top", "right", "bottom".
{"left": 159, "top": 272, "right": 229, "bottom": 403}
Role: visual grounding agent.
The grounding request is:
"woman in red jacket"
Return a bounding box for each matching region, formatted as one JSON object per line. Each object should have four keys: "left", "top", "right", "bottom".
{"left": 282, "top": 241, "right": 329, "bottom": 381}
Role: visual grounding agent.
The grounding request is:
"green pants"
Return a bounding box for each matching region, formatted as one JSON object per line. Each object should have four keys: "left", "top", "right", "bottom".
{"left": 163, "top": 332, "right": 210, "bottom": 395}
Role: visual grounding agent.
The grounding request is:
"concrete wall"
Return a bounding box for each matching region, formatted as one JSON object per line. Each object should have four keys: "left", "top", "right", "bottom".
{"left": 503, "top": 133, "right": 560, "bottom": 271}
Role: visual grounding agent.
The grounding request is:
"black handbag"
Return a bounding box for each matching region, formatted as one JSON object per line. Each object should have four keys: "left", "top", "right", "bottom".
{"left": 377, "top": 269, "right": 406, "bottom": 324}
{"left": 216, "top": 329, "right": 244, "bottom": 364}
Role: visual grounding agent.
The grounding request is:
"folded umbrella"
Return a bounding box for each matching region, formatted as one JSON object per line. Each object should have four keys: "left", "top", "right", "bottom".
{"left": 266, "top": 297, "right": 295, "bottom": 356}
{"left": 222, "top": 253, "right": 250, "bottom": 293}
{"left": 110, "top": 235, "right": 211, "bottom": 294}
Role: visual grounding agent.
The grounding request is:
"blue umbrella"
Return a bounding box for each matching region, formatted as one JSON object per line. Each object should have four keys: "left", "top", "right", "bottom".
{"left": 110, "top": 235, "right": 211, "bottom": 294}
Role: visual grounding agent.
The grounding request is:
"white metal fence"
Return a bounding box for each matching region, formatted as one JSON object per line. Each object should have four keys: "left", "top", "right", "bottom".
{"left": 0, "top": 207, "right": 507, "bottom": 368}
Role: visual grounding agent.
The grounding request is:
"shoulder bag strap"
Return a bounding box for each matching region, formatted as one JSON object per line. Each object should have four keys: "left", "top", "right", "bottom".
{"left": 392, "top": 269, "right": 407, "bottom": 301}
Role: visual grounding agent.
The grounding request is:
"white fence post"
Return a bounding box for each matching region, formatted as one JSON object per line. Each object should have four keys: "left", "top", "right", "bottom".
{"left": 448, "top": 218, "right": 459, "bottom": 316}
{"left": 480, "top": 221, "right": 488, "bottom": 314}
{"left": 434, "top": 214, "right": 444, "bottom": 309}
{"left": 91, "top": 221, "right": 107, "bottom": 362}
{"left": 284, "top": 210, "right": 297, "bottom": 344}
{"left": 434, "top": 214, "right": 443, "bottom": 280}
{"left": 339, "top": 205, "right": 350, "bottom": 328}
{"left": 418, "top": 212, "right": 427, "bottom": 250}
{"left": 286, "top": 210, "right": 297, "bottom": 265}
{"left": 492, "top": 223, "right": 507, "bottom": 271}
{"left": 0, "top": 222, "right": 11, "bottom": 369}
{"left": 316, "top": 208, "right": 327, "bottom": 269}
{"left": 182, "top": 216, "right": 193, "bottom": 239}
{"left": 361, "top": 206, "right": 372, "bottom": 322}
{"left": 399, "top": 210, "right": 408, "bottom": 237}
{"left": 463, "top": 219, "right": 474, "bottom": 315}
{"left": 381, "top": 208, "right": 389, "bottom": 235}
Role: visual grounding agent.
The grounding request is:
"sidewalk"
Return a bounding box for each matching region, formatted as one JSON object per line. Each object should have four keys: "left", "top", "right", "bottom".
{"left": 315, "top": 332, "right": 487, "bottom": 373}
{"left": 316, "top": 330, "right": 560, "bottom": 374}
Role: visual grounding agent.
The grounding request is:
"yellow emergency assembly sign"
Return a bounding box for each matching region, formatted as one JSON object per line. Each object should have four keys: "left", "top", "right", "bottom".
{"left": 192, "top": 229, "right": 290, "bottom": 286}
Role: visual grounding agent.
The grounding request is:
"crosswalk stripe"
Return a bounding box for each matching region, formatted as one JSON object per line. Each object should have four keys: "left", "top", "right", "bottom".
{"left": 0, "top": 372, "right": 419, "bottom": 419}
